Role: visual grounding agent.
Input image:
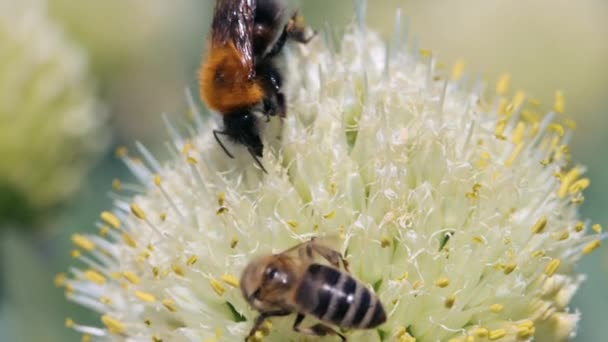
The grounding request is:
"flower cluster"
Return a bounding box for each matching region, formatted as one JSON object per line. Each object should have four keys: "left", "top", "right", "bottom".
{"left": 0, "top": 0, "right": 106, "bottom": 225}
{"left": 60, "top": 9, "right": 601, "bottom": 342}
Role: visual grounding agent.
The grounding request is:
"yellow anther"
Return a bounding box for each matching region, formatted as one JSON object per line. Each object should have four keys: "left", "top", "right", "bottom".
{"left": 549, "top": 123, "right": 565, "bottom": 137}
{"left": 488, "top": 328, "right": 507, "bottom": 340}
{"left": 216, "top": 327, "right": 223, "bottom": 338}
{"left": 217, "top": 192, "right": 225, "bottom": 206}
{"left": 65, "top": 317, "right": 75, "bottom": 328}
{"left": 101, "top": 315, "right": 125, "bottom": 334}
{"left": 70, "top": 250, "right": 81, "bottom": 258}
{"left": 71, "top": 234, "right": 96, "bottom": 251}
{"left": 187, "top": 255, "right": 198, "bottom": 266}
{"left": 419, "top": 48, "right": 432, "bottom": 57}
{"left": 323, "top": 211, "right": 336, "bottom": 219}
{"left": 490, "top": 303, "right": 504, "bottom": 313}
{"left": 496, "top": 73, "right": 511, "bottom": 96}
{"left": 532, "top": 216, "right": 548, "bottom": 234}
{"left": 121, "top": 232, "right": 137, "bottom": 248}
{"left": 210, "top": 279, "right": 225, "bottom": 296}
{"left": 99, "top": 296, "right": 112, "bottom": 305}
{"left": 396, "top": 272, "right": 409, "bottom": 281}
{"left": 286, "top": 220, "right": 298, "bottom": 230}
{"left": 544, "top": 258, "right": 561, "bottom": 277}
{"left": 564, "top": 118, "right": 577, "bottom": 130}
{"left": 181, "top": 142, "right": 192, "bottom": 155}
{"left": 553, "top": 90, "right": 565, "bottom": 113}
{"left": 221, "top": 274, "right": 240, "bottom": 288}
{"left": 100, "top": 211, "right": 121, "bottom": 229}
{"left": 162, "top": 299, "right": 177, "bottom": 312}
{"left": 502, "top": 262, "right": 517, "bottom": 275}
{"left": 451, "top": 59, "right": 465, "bottom": 80}
{"left": 112, "top": 179, "right": 122, "bottom": 191}
{"left": 472, "top": 236, "right": 485, "bottom": 244}
{"left": 558, "top": 167, "right": 581, "bottom": 199}
{"left": 582, "top": 240, "right": 601, "bottom": 255}
{"left": 81, "top": 334, "right": 91, "bottom": 342}
{"left": 135, "top": 291, "right": 156, "bottom": 303}
{"left": 216, "top": 207, "right": 229, "bottom": 215}
{"left": 54, "top": 273, "right": 67, "bottom": 287}
{"left": 152, "top": 336, "right": 163, "bottom": 342}
{"left": 381, "top": 237, "right": 391, "bottom": 248}
{"left": 122, "top": 271, "right": 141, "bottom": 285}
{"left": 512, "top": 91, "right": 526, "bottom": 109}
{"left": 154, "top": 174, "right": 161, "bottom": 186}
{"left": 517, "top": 326, "right": 534, "bottom": 339}
{"left": 99, "top": 225, "right": 110, "bottom": 237}
{"left": 569, "top": 178, "right": 590, "bottom": 194}
{"left": 505, "top": 143, "right": 524, "bottom": 167}
{"left": 115, "top": 146, "right": 128, "bottom": 158}
{"left": 574, "top": 222, "right": 584, "bottom": 232}
{"left": 518, "top": 321, "right": 534, "bottom": 329}
{"left": 230, "top": 236, "right": 239, "bottom": 249}
{"left": 172, "top": 264, "right": 184, "bottom": 276}
{"left": 84, "top": 270, "right": 106, "bottom": 285}
{"left": 434, "top": 277, "right": 449, "bottom": 288}
{"left": 130, "top": 203, "right": 146, "bottom": 220}
{"left": 592, "top": 224, "right": 602, "bottom": 233}
{"left": 444, "top": 294, "right": 456, "bottom": 308}
{"left": 495, "top": 119, "right": 507, "bottom": 139}
{"left": 186, "top": 157, "right": 198, "bottom": 165}
{"left": 159, "top": 212, "right": 167, "bottom": 221}
{"left": 554, "top": 230, "right": 569, "bottom": 241}
{"left": 473, "top": 327, "right": 489, "bottom": 338}
{"left": 511, "top": 122, "right": 525, "bottom": 145}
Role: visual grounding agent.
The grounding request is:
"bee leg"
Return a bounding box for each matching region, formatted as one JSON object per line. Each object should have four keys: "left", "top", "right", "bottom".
{"left": 257, "top": 61, "right": 286, "bottom": 117}
{"left": 309, "top": 238, "right": 350, "bottom": 273}
{"left": 248, "top": 148, "right": 268, "bottom": 174}
{"left": 292, "top": 313, "right": 347, "bottom": 341}
{"left": 246, "top": 310, "right": 291, "bottom": 341}
{"left": 213, "top": 130, "right": 235, "bottom": 158}
{"left": 286, "top": 11, "right": 317, "bottom": 44}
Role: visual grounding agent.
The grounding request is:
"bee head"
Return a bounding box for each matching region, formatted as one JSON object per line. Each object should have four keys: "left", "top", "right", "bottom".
{"left": 223, "top": 111, "right": 264, "bottom": 157}
{"left": 240, "top": 254, "right": 296, "bottom": 311}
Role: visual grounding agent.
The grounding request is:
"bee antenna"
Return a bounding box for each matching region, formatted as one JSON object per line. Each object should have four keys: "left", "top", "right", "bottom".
{"left": 248, "top": 148, "right": 268, "bottom": 174}
{"left": 213, "top": 130, "right": 235, "bottom": 158}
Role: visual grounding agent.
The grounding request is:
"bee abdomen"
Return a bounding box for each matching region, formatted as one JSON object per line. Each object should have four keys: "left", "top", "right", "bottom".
{"left": 295, "top": 264, "right": 386, "bottom": 329}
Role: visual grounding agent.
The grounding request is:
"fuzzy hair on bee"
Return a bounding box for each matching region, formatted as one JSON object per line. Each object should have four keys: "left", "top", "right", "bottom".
{"left": 198, "top": 0, "right": 315, "bottom": 173}
{"left": 240, "top": 238, "right": 387, "bottom": 341}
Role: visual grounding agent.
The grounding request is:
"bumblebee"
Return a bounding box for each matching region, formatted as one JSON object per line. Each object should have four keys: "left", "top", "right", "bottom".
{"left": 240, "top": 238, "right": 386, "bottom": 341}
{"left": 199, "top": 0, "right": 315, "bottom": 172}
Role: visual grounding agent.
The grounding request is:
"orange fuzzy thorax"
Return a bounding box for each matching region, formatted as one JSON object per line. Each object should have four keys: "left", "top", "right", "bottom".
{"left": 198, "top": 42, "right": 264, "bottom": 113}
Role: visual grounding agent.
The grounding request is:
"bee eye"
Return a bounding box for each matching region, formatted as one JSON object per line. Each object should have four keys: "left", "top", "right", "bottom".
{"left": 264, "top": 267, "right": 278, "bottom": 280}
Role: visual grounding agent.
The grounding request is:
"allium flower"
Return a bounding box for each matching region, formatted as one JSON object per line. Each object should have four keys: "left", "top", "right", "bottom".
{"left": 61, "top": 7, "right": 603, "bottom": 342}
{"left": 0, "top": 0, "right": 106, "bottom": 225}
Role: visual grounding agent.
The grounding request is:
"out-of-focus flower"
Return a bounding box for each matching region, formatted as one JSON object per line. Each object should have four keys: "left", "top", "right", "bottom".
{"left": 0, "top": 0, "right": 107, "bottom": 226}
{"left": 47, "top": 0, "right": 211, "bottom": 145}
{"left": 61, "top": 6, "right": 602, "bottom": 342}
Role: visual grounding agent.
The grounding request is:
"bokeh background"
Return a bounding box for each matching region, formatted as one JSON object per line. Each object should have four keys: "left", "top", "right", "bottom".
{"left": 0, "top": 0, "right": 606, "bottom": 340}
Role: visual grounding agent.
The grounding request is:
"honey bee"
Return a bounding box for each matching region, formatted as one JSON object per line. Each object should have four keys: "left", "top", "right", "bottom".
{"left": 240, "top": 238, "right": 386, "bottom": 341}
{"left": 199, "top": 0, "right": 315, "bottom": 172}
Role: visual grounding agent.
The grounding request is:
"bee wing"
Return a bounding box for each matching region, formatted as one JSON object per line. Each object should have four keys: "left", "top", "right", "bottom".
{"left": 211, "top": 0, "right": 256, "bottom": 73}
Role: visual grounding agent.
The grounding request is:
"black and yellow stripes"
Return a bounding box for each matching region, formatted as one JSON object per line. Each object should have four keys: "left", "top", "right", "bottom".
{"left": 295, "top": 264, "right": 386, "bottom": 329}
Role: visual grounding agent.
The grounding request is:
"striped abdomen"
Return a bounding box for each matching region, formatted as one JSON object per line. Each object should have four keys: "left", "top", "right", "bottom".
{"left": 295, "top": 264, "right": 386, "bottom": 329}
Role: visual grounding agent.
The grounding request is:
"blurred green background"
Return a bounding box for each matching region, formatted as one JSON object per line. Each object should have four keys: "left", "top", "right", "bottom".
{"left": 1, "top": 0, "right": 606, "bottom": 341}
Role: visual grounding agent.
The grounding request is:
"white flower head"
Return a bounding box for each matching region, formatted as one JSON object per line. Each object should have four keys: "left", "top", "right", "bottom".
{"left": 0, "top": 0, "right": 107, "bottom": 222}
{"left": 62, "top": 3, "right": 602, "bottom": 341}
